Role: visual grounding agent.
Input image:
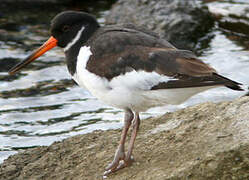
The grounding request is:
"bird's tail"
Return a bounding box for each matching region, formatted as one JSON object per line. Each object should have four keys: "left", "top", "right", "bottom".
{"left": 214, "top": 73, "right": 245, "bottom": 91}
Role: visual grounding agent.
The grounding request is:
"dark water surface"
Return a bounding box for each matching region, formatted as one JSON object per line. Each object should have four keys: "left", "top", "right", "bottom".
{"left": 0, "top": 0, "right": 249, "bottom": 163}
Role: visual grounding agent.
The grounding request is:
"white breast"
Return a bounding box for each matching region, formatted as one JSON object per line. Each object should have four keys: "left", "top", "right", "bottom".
{"left": 72, "top": 46, "right": 216, "bottom": 112}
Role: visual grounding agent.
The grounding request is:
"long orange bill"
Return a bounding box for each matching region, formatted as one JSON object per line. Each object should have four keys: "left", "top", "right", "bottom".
{"left": 8, "top": 36, "right": 58, "bottom": 75}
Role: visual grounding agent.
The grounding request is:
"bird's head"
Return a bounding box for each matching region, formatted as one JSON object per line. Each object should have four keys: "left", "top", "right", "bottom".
{"left": 8, "top": 11, "right": 99, "bottom": 75}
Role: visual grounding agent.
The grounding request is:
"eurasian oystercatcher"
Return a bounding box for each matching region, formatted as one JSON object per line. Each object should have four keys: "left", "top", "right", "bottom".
{"left": 8, "top": 11, "right": 244, "bottom": 175}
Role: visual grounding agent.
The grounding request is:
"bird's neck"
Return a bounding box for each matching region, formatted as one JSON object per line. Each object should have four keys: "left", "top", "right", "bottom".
{"left": 65, "top": 24, "right": 99, "bottom": 76}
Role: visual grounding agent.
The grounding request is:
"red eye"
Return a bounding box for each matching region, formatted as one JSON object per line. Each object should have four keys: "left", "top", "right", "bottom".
{"left": 62, "top": 25, "right": 70, "bottom": 32}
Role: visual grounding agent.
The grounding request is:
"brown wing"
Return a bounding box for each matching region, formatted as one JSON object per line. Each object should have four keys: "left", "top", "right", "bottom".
{"left": 86, "top": 27, "right": 242, "bottom": 91}
{"left": 148, "top": 49, "right": 216, "bottom": 76}
{"left": 148, "top": 49, "right": 242, "bottom": 90}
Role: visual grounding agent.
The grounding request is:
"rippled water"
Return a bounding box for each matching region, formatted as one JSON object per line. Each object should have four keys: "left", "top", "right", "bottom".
{"left": 0, "top": 1, "right": 249, "bottom": 163}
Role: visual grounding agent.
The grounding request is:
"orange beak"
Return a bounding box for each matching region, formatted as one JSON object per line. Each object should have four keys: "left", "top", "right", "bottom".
{"left": 8, "top": 36, "right": 58, "bottom": 75}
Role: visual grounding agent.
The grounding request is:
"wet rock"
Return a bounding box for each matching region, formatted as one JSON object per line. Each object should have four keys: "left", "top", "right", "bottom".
{"left": 1, "top": 0, "right": 71, "bottom": 3}
{"left": 0, "top": 96, "right": 249, "bottom": 180}
{"left": 0, "top": 79, "right": 75, "bottom": 98}
{"left": 0, "top": 58, "right": 20, "bottom": 72}
{"left": 0, "top": 22, "right": 20, "bottom": 32}
{"left": 207, "top": 1, "right": 249, "bottom": 36}
{"left": 0, "top": 30, "right": 26, "bottom": 44}
{"left": 106, "top": 0, "right": 215, "bottom": 53}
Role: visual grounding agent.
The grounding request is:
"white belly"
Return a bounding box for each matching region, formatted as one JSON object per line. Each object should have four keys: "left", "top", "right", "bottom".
{"left": 72, "top": 46, "right": 217, "bottom": 112}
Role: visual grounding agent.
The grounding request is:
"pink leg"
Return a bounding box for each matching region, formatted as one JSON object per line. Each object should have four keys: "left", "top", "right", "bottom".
{"left": 126, "top": 112, "right": 140, "bottom": 161}
{"left": 104, "top": 112, "right": 140, "bottom": 175}
{"left": 104, "top": 109, "right": 133, "bottom": 173}
{"left": 117, "top": 112, "right": 140, "bottom": 169}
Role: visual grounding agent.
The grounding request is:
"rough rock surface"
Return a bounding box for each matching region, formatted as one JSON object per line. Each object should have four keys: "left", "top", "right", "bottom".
{"left": 106, "top": 0, "right": 214, "bottom": 52}
{"left": 1, "top": 96, "right": 249, "bottom": 180}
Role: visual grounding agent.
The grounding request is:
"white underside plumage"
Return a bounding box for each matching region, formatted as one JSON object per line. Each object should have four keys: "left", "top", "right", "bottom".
{"left": 72, "top": 46, "right": 217, "bottom": 112}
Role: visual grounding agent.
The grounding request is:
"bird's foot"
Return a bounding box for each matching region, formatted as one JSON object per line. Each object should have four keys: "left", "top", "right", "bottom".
{"left": 105, "top": 145, "right": 125, "bottom": 172}
{"left": 103, "top": 156, "right": 134, "bottom": 176}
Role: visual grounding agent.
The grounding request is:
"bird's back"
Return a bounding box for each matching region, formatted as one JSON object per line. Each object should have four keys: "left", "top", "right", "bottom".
{"left": 74, "top": 23, "right": 243, "bottom": 111}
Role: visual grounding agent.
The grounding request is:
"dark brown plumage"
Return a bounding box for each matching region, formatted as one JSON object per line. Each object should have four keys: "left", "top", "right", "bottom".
{"left": 85, "top": 24, "right": 242, "bottom": 91}
{"left": 8, "top": 11, "right": 244, "bottom": 176}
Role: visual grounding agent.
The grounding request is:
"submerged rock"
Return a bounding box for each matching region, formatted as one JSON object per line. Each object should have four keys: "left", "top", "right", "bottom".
{"left": 0, "top": 58, "right": 20, "bottom": 72}
{"left": 0, "top": 96, "right": 248, "bottom": 180}
{"left": 106, "top": 0, "right": 215, "bottom": 53}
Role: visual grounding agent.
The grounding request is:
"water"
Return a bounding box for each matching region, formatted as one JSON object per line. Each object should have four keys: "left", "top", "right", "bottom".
{"left": 0, "top": 1, "right": 249, "bottom": 163}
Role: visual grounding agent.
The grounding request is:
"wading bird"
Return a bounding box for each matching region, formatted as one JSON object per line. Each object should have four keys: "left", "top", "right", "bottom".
{"left": 9, "top": 11, "right": 244, "bottom": 176}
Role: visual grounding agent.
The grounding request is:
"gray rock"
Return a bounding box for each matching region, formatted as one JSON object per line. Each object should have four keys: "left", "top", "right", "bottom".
{"left": 0, "top": 96, "right": 248, "bottom": 179}
{"left": 1, "top": 0, "right": 70, "bottom": 3}
{"left": 207, "top": 1, "right": 249, "bottom": 36}
{"left": 106, "top": 0, "right": 215, "bottom": 52}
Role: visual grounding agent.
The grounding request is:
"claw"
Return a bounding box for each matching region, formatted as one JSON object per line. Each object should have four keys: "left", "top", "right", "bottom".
{"left": 103, "top": 157, "right": 134, "bottom": 176}
{"left": 105, "top": 145, "right": 125, "bottom": 171}
{"left": 117, "top": 156, "right": 134, "bottom": 170}
{"left": 103, "top": 169, "right": 112, "bottom": 176}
